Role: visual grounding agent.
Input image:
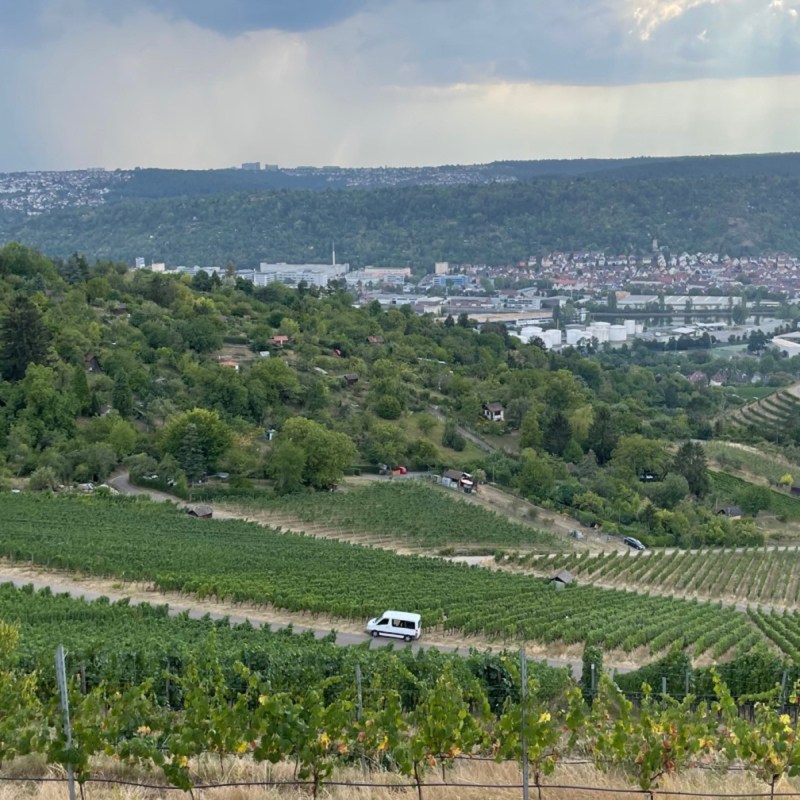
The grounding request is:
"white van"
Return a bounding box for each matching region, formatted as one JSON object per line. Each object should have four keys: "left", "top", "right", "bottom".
{"left": 366, "top": 611, "right": 422, "bottom": 642}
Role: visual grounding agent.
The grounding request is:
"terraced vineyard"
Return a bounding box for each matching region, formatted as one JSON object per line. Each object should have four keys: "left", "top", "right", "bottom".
{"left": 728, "top": 384, "right": 800, "bottom": 441}
{"left": 511, "top": 546, "right": 800, "bottom": 607}
{"left": 0, "top": 492, "right": 768, "bottom": 659}
{"left": 212, "top": 480, "right": 561, "bottom": 550}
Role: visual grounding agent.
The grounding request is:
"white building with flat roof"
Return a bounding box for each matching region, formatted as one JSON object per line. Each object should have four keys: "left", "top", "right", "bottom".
{"left": 254, "top": 262, "right": 349, "bottom": 288}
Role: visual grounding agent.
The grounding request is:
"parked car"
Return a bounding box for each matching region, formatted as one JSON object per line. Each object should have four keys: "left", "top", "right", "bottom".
{"left": 569, "top": 529, "right": 584, "bottom": 540}
{"left": 392, "top": 466, "right": 408, "bottom": 474}
{"left": 366, "top": 610, "right": 421, "bottom": 642}
{"left": 623, "top": 536, "right": 646, "bottom": 551}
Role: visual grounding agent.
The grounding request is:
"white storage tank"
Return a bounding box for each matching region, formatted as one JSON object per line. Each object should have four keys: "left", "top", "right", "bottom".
{"left": 542, "top": 329, "right": 562, "bottom": 349}
{"left": 635, "top": 323, "right": 645, "bottom": 335}
{"left": 624, "top": 319, "right": 637, "bottom": 335}
{"left": 566, "top": 328, "right": 588, "bottom": 346}
{"left": 519, "top": 325, "right": 543, "bottom": 343}
{"left": 588, "top": 323, "right": 610, "bottom": 343}
{"left": 609, "top": 325, "right": 627, "bottom": 342}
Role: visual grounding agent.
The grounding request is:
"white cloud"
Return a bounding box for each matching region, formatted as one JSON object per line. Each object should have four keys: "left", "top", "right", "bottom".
{"left": 631, "top": 0, "right": 720, "bottom": 40}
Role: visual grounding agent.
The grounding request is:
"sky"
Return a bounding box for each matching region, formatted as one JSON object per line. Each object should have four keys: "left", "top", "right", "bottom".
{"left": 1, "top": 0, "right": 800, "bottom": 170}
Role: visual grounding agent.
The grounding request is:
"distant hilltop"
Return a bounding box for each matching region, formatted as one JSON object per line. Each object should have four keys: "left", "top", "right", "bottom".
{"left": 4, "top": 152, "right": 800, "bottom": 267}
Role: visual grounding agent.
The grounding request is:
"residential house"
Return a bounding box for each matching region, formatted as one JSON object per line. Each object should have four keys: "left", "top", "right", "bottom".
{"left": 367, "top": 335, "right": 385, "bottom": 344}
{"left": 269, "top": 335, "right": 290, "bottom": 347}
{"left": 343, "top": 373, "right": 359, "bottom": 387}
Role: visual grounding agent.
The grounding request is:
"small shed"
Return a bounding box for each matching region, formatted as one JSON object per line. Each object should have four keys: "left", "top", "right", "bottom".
{"left": 791, "top": 485, "right": 800, "bottom": 497}
{"left": 482, "top": 402, "right": 505, "bottom": 422}
{"left": 269, "top": 335, "right": 290, "bottom": 347}
{"left": 549, "top": 570, "right": 575, "bottom": 590}
{"left": 343, "top": 373, "right": 359, "bottom": 387}
{"left": 367, "top": 335, "right": 385, "bottom": 344}
{"left": 717, "top": 505, "right": 743, "bottom": 519}
{"left": 186, "top": 505, "right": 213, "bottom": 519}
{"left": 442, "top": 469, "right": 464, "bottom": 488}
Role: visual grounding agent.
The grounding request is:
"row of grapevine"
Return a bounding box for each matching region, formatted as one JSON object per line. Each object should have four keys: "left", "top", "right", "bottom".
{"left": 516, "top": 546, "right": 800, "bottom": 608}
{"left": 215, "top": 481, "right": 561, "bottom": 549}
{"left": 3, "top": 623, "right": 800, "bottom": 799}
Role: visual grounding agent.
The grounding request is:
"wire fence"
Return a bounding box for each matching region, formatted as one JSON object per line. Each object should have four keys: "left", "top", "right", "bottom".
{"left": 3, "top": 771, "right": 800, "bottom": 799}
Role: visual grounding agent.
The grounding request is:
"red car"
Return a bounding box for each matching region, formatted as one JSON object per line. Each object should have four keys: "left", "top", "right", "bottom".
{"left": 392, "top": 466, "right": 408, "bottom": 474}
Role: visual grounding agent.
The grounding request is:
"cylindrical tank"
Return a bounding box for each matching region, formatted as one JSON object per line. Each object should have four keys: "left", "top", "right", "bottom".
{"left": 609, "top": 325, "right": 627, "bottom": 342}
{"left": 543, "top": 329, "right": 562, "bottom": 349}
{"left": 624, "top": 319, "right": 636, "bottom": 335}
{"left": 566, "top": 329, "right": 586, "bottom": 345}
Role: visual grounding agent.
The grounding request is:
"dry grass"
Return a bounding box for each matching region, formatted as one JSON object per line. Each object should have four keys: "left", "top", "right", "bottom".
{"left": 0, "top": 757, "right": 792, "bottom": 800}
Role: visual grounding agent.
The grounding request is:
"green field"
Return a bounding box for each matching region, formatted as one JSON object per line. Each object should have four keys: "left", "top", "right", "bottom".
{"left": 213, "top": 481, "right": 560, "bottom": 550}
{"left": 0, "top": 492, "right": 765, "bottom": 658}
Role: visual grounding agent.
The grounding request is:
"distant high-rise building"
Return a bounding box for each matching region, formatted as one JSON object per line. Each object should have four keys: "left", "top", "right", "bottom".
{"left": 241, "top": 162, "right": 261, "bottom": 171}
{"left": 134, "top": 257, "right": 145, "bottom": 270}
{"left": 434, "top": 262, "right": 450, "bottom": 275}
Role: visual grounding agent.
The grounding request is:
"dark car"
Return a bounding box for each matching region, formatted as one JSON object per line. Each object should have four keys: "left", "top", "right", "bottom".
{"left": 623, "top": 536, "right": 646, "bottom": 551}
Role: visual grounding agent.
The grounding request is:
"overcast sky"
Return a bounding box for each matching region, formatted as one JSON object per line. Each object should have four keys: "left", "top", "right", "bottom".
{"left": 1, "top": 0, "right": 800, "bottom": 170}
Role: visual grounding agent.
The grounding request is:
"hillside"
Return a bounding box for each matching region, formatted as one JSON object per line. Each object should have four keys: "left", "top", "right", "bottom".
{"left": 4, "top": 171, "right": 800, "bottom": 266}
{"left": 726, "top": 384, "right": 800, "bottom": 442}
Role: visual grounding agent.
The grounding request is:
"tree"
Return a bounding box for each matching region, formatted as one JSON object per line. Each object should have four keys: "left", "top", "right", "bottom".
{"left": 737, "top": 484, "right": 772, "bottom": 515}
{"left": 177, "top": 423, "right": 206, "bottom": 484}
{"left": 542, "top": 411, "right": 572, "bottom": 457}
{"left": 442, "top": 420, "right": 466, "bottom": 451}
{"left": 672, "top": 441, "right": 710, "bottom": 497}
{"left": 267, "top": 439, "right": 306, "bottom": 494}
{"left": 519, "top": 408, "right": 542, "bottom": 449}
{"left": 162, "top": 409, "right": 234, "bottom": 474}
{"left": 585, "top": 405, "right": 619, "bottom": 465}
{"left": 609, "top": 435, "right": 669, "bottom": 480}
{"left": 112, "top": 372, "right": 133, "bottom": 419}
{"left": 278, "top": 417, "right": 357, "bottom": 489}
{"left": 0, "top": 296, "right": 50, "bottom": 381}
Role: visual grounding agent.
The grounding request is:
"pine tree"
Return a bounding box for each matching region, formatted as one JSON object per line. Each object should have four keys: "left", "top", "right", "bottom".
{"left": 112, "top": 373, "right": 133, "bottom": 419}
{"left": 0, "top": 296, "right": 50, "bottom": 381}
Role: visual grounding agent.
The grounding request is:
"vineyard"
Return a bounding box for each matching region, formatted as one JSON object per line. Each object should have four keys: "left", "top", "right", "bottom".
{"left": 0, "top": 581, "right": 570, "bottom": 707}
{"left": 212, "top": 480, "right": 561, "bottom": 550}
{"left": 0, "top": 492, "right": 776, "bottom": 659}
{"left": 3, "top": 610, "right": 800, "bottom": 800}
{"left": 709, "top": 470, "right": 800, "bottom": 521}
{"left": 508, "top": 546, "right": 800, "bottom": 608}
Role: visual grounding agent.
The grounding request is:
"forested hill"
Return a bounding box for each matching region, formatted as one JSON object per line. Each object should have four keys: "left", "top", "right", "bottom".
{"left": 3, "top": 171, "right": 800, "bottom": 268}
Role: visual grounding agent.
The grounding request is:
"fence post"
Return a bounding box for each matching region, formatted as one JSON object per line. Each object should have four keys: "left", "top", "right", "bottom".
{"left": 520, "top": 647, "right": 529, "bottom": 800}
{"left": 780, "top": 670, "right": 788, "bottom": 709}
{"left": 55, "top": 645, "right": 77, "bottom": 800}
{"left": 661, "top": 676, "right": 668, "bottom": 698}
{"left": 590, "top": 662, "right": 596, "bottom": 700}
{"left": 685, "top": 669, "right": 690, "bottom": 699}
{"left": 355, "top": 664, "right": 366, "bottom": 775}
